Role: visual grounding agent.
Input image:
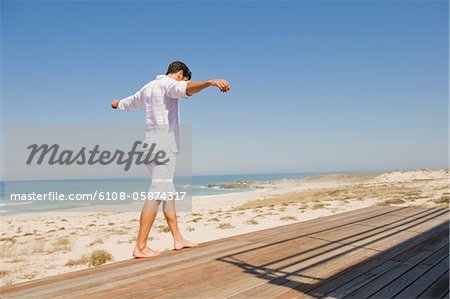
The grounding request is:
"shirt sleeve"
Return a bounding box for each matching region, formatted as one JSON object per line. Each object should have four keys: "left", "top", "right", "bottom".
{"left": 118, "top": 87, "right": 145, "bottom": 111}
{"left": 166, "top": 80, "right": 189, "bottom": 99}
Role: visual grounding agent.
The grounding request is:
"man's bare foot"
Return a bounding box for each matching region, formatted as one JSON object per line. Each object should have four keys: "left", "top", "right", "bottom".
{"left": 174, "top": 238, "right": 197, "bottom": 250}
{"left": 133, "top": 246, "right": 161, "bottom": 258}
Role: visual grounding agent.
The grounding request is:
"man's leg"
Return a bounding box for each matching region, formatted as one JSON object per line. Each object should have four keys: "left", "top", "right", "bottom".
{"left": 163, "top": 199, "right": 197, "bottom": 250}
{"left": 133, "top": 199, "right": 161, "bottom": 258}
{"left": 134, "top": 144, "right": 163, "bottom": 258}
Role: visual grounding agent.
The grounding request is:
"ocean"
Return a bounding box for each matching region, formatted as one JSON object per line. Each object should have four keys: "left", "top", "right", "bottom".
{"left": 0, "top": 173, "right": 323, "bottom": 215}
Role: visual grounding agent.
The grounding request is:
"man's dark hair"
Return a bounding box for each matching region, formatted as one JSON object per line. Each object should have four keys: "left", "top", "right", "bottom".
{"left": 166, "top": 61, "right": 192, "bottom": 80}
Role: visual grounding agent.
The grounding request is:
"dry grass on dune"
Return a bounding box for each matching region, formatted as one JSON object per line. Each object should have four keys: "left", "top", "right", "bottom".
{"left": 217, "top": 223, "right": 235, "bottom": 230}
{"left": 298, "top": 172, "right": 381, "bottom": 184}
{"left": 65, "top": 249, "right": 113, "bottom": 267}
{"left": 236, "top": 182, "right": 449, "bottom": 211}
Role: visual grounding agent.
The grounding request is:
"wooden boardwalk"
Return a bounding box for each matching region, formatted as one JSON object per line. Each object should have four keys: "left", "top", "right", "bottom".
{"left": 1, "top": 205, "right": 449, "bottom": 298}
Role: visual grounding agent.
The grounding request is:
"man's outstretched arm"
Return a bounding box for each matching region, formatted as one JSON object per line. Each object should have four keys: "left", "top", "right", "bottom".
{"left": 111, "top": 88, "right": 145, "bottom": 110}
{"left": 186, "top": 79, "right": 230, "bottom": 96}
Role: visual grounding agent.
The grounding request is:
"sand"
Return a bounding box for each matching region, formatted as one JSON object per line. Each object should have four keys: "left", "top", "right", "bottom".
{"left": 1, "top": 168, "right": 448, "bottom": 286}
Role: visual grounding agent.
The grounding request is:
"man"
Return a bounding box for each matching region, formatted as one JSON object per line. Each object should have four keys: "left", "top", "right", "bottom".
{"left": 111, "top": 61, "right": 230, "bottom": 258}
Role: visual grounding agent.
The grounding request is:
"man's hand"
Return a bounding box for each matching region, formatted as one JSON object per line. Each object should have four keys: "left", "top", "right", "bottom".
{"left": 111, "top": 99, "right": 120, "bottom": 109}
{"left": 207, "top": 79, "right": 230, "bottom": 93}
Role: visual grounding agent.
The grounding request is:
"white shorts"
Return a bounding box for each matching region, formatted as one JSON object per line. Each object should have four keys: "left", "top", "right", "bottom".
{"left": 146, "top": 152, "right": 177, "bottom": 195}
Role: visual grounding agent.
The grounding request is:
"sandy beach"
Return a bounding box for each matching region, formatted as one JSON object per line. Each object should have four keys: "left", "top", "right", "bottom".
{"left": 1, "top": 169, "right": 448, "bottom": 286}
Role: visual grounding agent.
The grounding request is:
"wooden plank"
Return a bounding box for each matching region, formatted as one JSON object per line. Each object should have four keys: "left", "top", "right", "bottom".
{"left": 1, "top": 206, "right": 446, "bottom": 299}
{"left": 393, "top": 256, "right": 449, "bottom": 299}
{"left": 352, "top": 208, "right": 448, "bottom": 233}
{"left": 0, "top": 209, "right": 420, "bottom": 298}
{"left": 1, "top": 206, "right": 394, "bottom": 297}
{"left": 309, "top": 215, "right": 435, "bottom": 252}
{"left": 1, "top": 240, "right": 260, "bottom": 298}
{"left": 7, "top": 205, "right": 367, "bottom": 295}
{"left": 387, "top": 207, "right": 445, "bottom": 217}
{"left": 158, "top": 237, "right": 360, "bottom": 299}
{"left": 77, "top": 235, "right": 344, "bottom": 298}
{"left": 50, "top": 209, "right": 397, "bottom": 298}
{"left": 66, "top": 238, "right": 292, "bottom": 296}
{"left": 227, "top": 205, "right": 404, "bottom": 245}
{"left": 229, "top": 227, "right": 449, "bottom": 299}
{"left": 307, "top": 208, "right": 446, "bottom": 247}
{"left": 317, "top": 227, "right": 449, "bottom": 298}
{"left": 0, "top": 240, "right": 258, "bottom": 297}
{"left": 345, "top": 245, "right": 449, "bottom": 298}
{"left": 180, "top": 218, "right": 432, "bottom": 296}
{"left": 417, "top": 270, "right": 449, "bottom": 299}
{"left": 430, "top": 208, "right": 448, "bottom": 220}
{"left": 218, "top": 209, "right": 428, "bottom": 276}
{"left": 314, "top": 207, "right": 441, "bottom": 237}
{"left": 220, "top": 206, "right": 424, "bottom": 264}
{"left": 223, "top": 242, "right": 373, "bottom": 298}
{"left": 93, "top": 211, "right": 414, "bottom": 295}
{"left": 244, "top": 206, "right": 416, "bottom": 241}
{"left": 198, "top": 206, "right": 410, "bottom": 274}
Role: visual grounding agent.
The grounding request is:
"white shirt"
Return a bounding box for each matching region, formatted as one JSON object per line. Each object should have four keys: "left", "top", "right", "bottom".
{"left": 118, "top": 75, "right": 189, "bottom": 153}
{"left": 118, "top": 74, "right": 189, "bottom": 126}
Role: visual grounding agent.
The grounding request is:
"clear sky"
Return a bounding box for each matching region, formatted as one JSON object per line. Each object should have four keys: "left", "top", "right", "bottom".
{"left": 1, "top": 1, "right": 448, "bottom": 175}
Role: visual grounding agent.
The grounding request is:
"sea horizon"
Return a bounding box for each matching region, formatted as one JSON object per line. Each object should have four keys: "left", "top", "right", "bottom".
{"left": 0, "top": 172, "right": 338, "bottom": 215}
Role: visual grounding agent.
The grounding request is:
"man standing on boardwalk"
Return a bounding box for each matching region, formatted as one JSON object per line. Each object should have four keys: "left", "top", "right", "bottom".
{"left": 111, "top": 61, "right": 230, "bottom": 258}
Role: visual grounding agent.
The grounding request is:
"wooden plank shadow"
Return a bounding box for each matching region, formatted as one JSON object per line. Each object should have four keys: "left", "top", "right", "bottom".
{"left": 215, "top": 207, "right": 449, "bottom": 298}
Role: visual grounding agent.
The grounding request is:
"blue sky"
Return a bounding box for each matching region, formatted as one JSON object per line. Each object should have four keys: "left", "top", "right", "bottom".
{"left": 1, "top": 1, "right": 448, "bottom": 175}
